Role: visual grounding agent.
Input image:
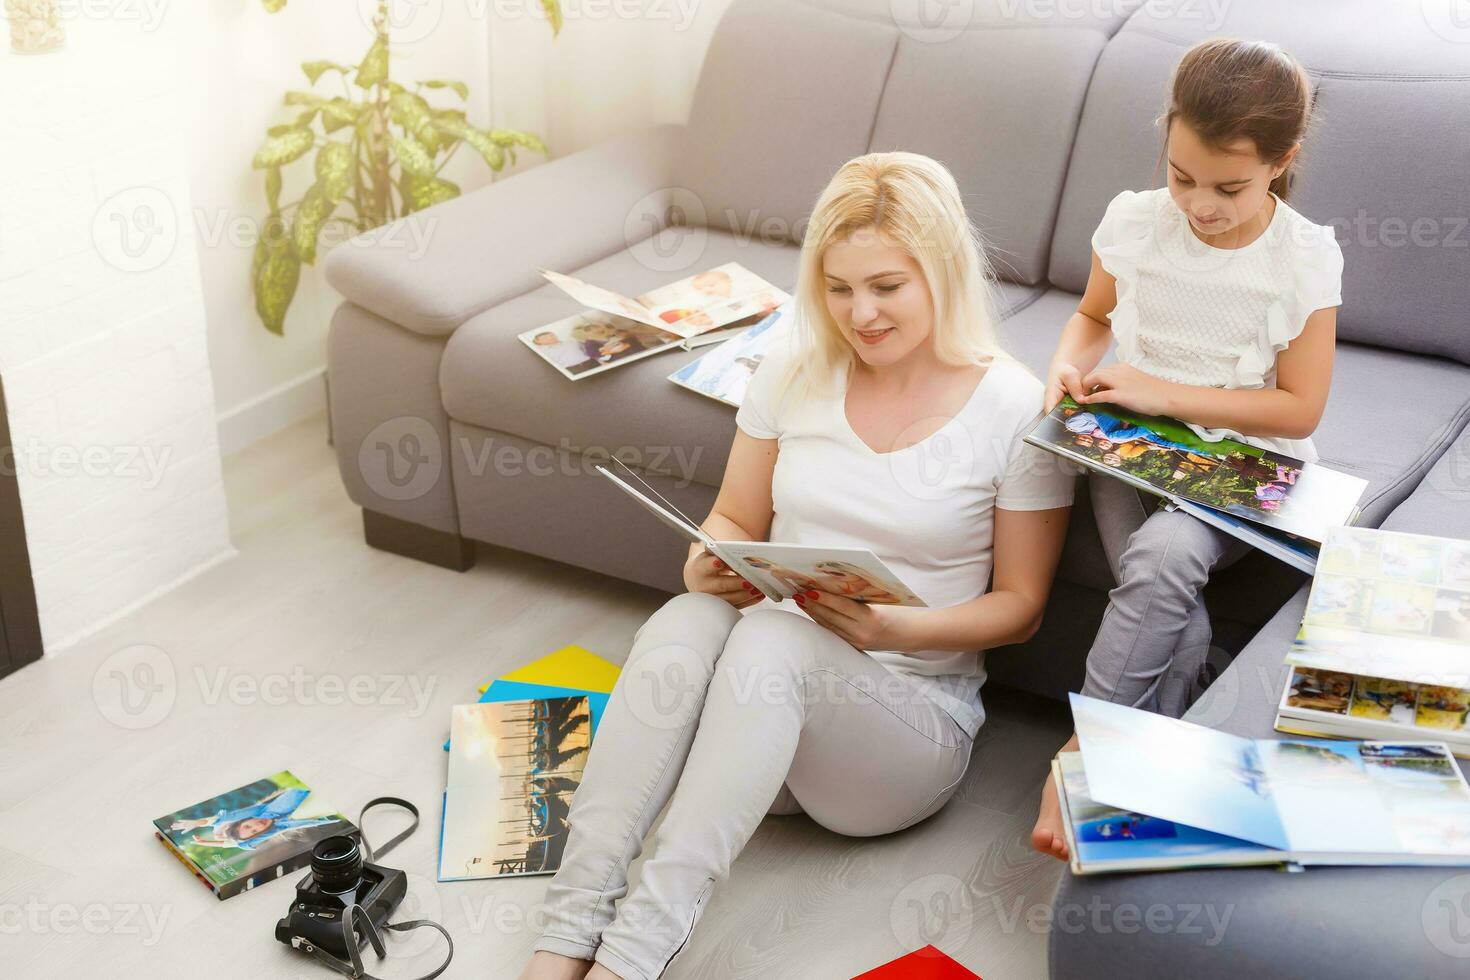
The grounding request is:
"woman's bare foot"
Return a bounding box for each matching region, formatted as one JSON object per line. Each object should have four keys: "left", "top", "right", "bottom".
{"left": 517, "top": 951, "right": 595, "bottom": 980}
{"left": 1030, "top": 733, "right": 1079, "bottom": 861}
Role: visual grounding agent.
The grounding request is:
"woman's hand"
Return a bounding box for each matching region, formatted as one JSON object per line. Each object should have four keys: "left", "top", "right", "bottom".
{"left": 1045, "top": 362, "right": 1088, "bottom": 413}
{"left": 1077, "top": 364, "right": 1174, "bottom": 417}
{"left": 684, "top": 551, "right": 764, "bottom": 609}
{"left": 794, "top": 591, "right": 911, "bottom": 651}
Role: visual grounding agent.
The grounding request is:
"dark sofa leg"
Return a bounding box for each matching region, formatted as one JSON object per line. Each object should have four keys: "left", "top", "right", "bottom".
{"left": 362, "top": 509, "right": 476, "bottom": 572}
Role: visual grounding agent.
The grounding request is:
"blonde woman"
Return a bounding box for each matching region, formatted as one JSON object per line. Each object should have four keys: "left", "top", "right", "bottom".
{"left": 519, "top": 153, "right": 1075, "bottom": 980}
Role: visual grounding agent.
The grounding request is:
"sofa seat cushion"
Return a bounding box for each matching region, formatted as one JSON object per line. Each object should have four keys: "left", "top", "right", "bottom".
{"left": 440, "top": 224, "right": 1043, "bottom": 488}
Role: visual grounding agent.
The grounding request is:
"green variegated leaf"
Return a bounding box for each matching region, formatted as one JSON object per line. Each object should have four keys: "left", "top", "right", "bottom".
{"left": 252, "top": 127, "right": 315, "bottom": 168}
{"left": 390, "top": 92, "right": 442, "bottom": 155}
{"left": 432, "top": 117, "right": 502, "bottom": 171}
{"left": 262, "top": 0, "right": 288, "bottom": 12}
{"left": 489, "top": 128, "right": 549, "bottom": 156}
{"left": 401, "top": 174, "right": 460, "bottom": 212}
{"left": 314, "top": 142, "right": 354, "bottom": 202}
{"left": 254, "top": 221, "right": 300, "bottom": 335}
{"left": 291, "top": 189, "right": 336, "bottom": 264}
{"left": 320, "top": 98, "right": 360, "bottom": 133}
{"left": 284, "top": 91, "right": 323, "bottom": 107}
{"left": 391, "top": 133, "right": 435, "bottom": 178}
{"left": 265, "top": 167, "right": 282, "bottom": 211}
{"left": 302, "top": 60, "right": 351, "bottom": 85}
{"left": 421, "top": 79, "right": 469, "bottom": 100}
{"left": 541, "top": 0, "right": 563, "bottom": 36}
{"left": 356, "top": 37, "right": 389, "bottom": 89}
{"left": 295, "top": 108, "right": 319, "bottom": 128}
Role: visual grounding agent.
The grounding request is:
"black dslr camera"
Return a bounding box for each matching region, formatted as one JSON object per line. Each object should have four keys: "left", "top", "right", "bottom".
{"left": 275, "top": 834, "right": 407, "bottom": 961}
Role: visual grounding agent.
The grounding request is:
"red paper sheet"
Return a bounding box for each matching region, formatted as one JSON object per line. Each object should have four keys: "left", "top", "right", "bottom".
{"left": 851, "top": 944, "right": 982, "bottom": 979}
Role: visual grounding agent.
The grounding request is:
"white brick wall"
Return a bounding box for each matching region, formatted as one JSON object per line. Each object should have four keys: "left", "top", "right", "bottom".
{"left": 0, "top": 19, "right": 234, "bottom": 652}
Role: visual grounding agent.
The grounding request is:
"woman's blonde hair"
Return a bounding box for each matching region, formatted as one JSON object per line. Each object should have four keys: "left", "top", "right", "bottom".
{"left": 782, "top": 152, "right": 1005, "bottom": 396}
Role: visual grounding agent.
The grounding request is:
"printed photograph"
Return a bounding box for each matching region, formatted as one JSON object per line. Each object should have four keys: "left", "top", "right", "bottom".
{"left": 1304, "top": 575, "right": 1371, "bottom": 630}
{"left": 1359, "top": 742, "right": 1461, "bottom": 780}
{"left": 1285, "top": 667, "right": 1355, "bottom": 714}
{"left": 153, "top": 772, "right": 351, "bottom": 889}
{"left": 1442, "top": 540, "right": 1470, "bottom": 591}
{"left": 441, "top": 697, "right": 592, "bottom": 880}
{"left": 1416, "top": 686, "right": 1470, "bottom": 732}
{"left": 1367, "top": 581, "right": 1437, "bottom": 637}
{"left": 1431, "top": 588, "right": 1470, "bottom": 642}
{"left": 1319, "top": 526, "right": 1382, "bottom": 578}
{"left": 1348, "top": 677, "right": 1417, "bottom": 724}
{"left": 737, "top": 553, "right": 917, "bottom": 604}
{"left": 1378, "top": 532, "right": 1443, "bottom": 585}
{"left": 519, "top": 312, "right": 681, "bottom": 380}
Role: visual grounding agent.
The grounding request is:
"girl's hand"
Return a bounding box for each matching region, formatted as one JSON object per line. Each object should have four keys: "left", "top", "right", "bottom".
{"left": 1078, "top": 364, "right": 1173, "bottom": 417}
{"left": 1045, "top": 362, "right": 1088, "bottom": 412}
{"left": 794, "top": 591, "right": 910, "bottom": 651}
{"left": 684, "top": 551, "right": 763, "bottom": 609}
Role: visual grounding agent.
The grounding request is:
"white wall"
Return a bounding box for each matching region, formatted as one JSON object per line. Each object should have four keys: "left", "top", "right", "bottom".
{"left": 173, "top": 1, "right": 496, "bottom": 453}
{"left": 0, "top": 14, "right": 235, "bottom": 653}
{"left": 166, "top": 0, "right": 731, "bottom": 455}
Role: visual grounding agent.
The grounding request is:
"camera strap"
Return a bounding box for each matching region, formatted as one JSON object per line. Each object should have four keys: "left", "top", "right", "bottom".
{"left": 296, "top": 797, "right": 455, "bottom": 980}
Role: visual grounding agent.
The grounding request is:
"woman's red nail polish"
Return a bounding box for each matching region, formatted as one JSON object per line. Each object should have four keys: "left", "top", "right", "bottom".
{"left": 713, "top": 559, "right": 724, "bottom": 568}
{"left": 794, "top": 595, "right": 806, "bottom": 604}
{"left": 806, "top": 590, "right": 819, "bottom": 599}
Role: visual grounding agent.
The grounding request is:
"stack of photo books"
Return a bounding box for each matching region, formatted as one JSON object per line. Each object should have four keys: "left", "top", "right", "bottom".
{"left": 596, "top": 456, "right": 925, "bottom": 606}
{"left": 442, "top": 644, "right": 620, "bottom": 751}
{"left": 667, "top": 301, "right": 792, "bottom": 408}
{"left": 1274, "top": 526, "right": 1470, "bottom": 756}
{"left": 153, "top": 771, "right": 354, "bottom": 900}
{"left": 1054, "top": 694, "right": 1470, "bottom": 875}
{"left": 1025, "top": 397, "right": 1367, "bottom": 572}
{"left": 519, "top": 262, "right": 790, "bottom": 380}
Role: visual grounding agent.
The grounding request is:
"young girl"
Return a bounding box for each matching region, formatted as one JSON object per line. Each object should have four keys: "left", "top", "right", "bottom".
{"left": 519, "top": 153, "right": 1075, "bottom": 980}
{"left": 1032, "top": 38, "right": 1344, "bottom": 859}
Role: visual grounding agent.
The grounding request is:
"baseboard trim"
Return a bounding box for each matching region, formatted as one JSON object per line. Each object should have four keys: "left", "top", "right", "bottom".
{"left": 217, "top": 368, "right": 328, "bottom": 457}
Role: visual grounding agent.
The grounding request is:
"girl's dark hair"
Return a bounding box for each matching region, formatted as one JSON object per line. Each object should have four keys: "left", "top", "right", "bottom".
{"left": 226, "top": 817, "right": 273, "bottom": 840}
{"left": 1164, "top": 39, "right": 1314, "bottom": 200}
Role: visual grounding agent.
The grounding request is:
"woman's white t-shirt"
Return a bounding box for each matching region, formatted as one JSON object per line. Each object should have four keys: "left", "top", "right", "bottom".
{"left": 733, "top": 344, "right": 1076, "bottom": 737}
{"left": 1092, "top": 187, "right": 1344, "bottom": 461}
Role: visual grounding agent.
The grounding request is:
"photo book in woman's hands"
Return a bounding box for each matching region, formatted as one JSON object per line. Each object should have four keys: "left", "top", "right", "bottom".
{"left": 595, "top": 457, "right": 926, "bottom": 607}
{"left": 1025, "top": 396, "right": 1367, "bottom": 572}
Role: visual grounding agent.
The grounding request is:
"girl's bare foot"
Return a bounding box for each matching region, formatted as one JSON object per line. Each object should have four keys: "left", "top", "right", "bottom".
{"left": 1030, "top": 733, "right": 1079, "bottom": 861}
{"left": 517, "top": 951, "right": 595, "bottom": 980}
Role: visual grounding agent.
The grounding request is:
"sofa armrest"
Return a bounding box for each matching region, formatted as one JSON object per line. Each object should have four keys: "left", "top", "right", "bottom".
{"left": 323, "top": 122, "right": 686, "bottom": 337}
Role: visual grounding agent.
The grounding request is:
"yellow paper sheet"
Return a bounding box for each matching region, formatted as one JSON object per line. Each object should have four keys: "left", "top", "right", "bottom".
{"left": 498, "top": 644, "right": 621, "bottom": 693}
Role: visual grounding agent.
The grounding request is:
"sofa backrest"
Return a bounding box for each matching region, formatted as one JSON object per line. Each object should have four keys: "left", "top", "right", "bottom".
{"left": 678, "top": 0, "right": 1132, "bottom": 286}
{"left": 1049, "top": 0, "right": 1470, "bottom": 364}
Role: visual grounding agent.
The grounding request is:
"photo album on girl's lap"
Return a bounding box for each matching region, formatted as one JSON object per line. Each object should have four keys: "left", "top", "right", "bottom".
{"left": 519, "top": 261, "right": 790, "bottom": 381}
{"left": 1026, "top": 396, "right": 1367, "bottom": 572}
{"left": 595, "top": 456, "right": 926, "bottom": 607}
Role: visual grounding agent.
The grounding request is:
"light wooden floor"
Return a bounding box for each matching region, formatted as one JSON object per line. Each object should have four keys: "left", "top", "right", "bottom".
{"left": 0, "top": 413, "right": 1070, "bottom": 980}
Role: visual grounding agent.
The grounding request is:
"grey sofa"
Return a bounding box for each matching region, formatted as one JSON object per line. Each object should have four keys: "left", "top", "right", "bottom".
{"left": 324, "top": 0, "right": 1470, "bottom": 975}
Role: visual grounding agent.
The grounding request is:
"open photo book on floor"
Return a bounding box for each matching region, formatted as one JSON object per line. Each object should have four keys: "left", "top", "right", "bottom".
{"left": 1054, "top": 694, "right": 1470, "bottom": 875}
{"left": 1275, "top": 526, "right": 1470, "bottom": 755}
{"left": 594, "top": 456, "right": 925, "bottom": 606}
{"left": 1024, "top": 397, "right": 1367, "bottom": 572}
{"left": 439, "top": 696, "right": 592, "bottom": 881}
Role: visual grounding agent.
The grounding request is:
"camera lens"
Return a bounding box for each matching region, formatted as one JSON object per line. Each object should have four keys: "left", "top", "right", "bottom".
{"left": 311, "top": 835, "right": 364, "bottom": 895}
